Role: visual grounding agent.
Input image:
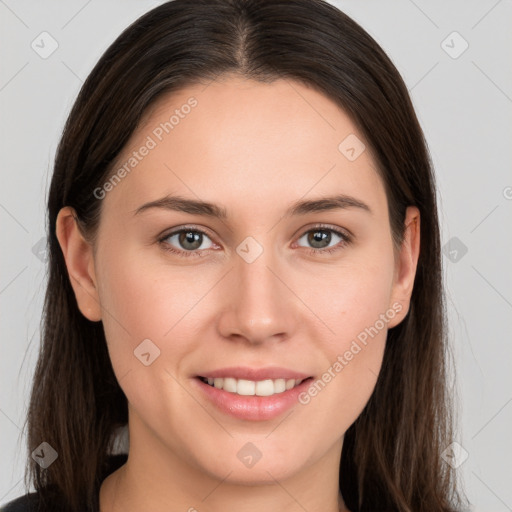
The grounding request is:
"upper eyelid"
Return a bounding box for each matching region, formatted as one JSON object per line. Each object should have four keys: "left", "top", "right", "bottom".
{"left": 298, "top": 224, "right": 352, "bottom": 239}
{"left": 160, "top": 225, "right": 217, "bottom": 243}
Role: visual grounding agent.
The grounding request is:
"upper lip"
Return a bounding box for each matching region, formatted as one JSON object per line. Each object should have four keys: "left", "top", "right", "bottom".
{"left": 197, "top": 366, "right": 312, "bottom": 381}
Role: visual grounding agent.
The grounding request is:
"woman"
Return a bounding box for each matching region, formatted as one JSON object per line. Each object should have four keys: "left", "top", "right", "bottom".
{"left": 1, "top": 0, "right": 468, "bottom": 510}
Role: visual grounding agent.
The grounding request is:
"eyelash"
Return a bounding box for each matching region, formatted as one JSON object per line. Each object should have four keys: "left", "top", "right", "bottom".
{"left": 157, "top": 224, "right": 352, "bottom": 258}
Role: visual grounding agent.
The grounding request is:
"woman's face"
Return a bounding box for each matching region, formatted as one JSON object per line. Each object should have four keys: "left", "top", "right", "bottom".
{"left": 59, "top": 75, "right": 419, "bottom": 486}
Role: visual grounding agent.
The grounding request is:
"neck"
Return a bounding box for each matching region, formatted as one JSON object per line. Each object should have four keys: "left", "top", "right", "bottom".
{"left": 100, "top": 465, "right": 348, "bottom": 512}
{"left": 99, "top": 427, "right": 349, "bottom": 512}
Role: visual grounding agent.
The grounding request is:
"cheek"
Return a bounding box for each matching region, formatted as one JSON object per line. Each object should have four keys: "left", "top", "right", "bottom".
{"left": 94, "top": 244, "right": 241, "bottom": 401}
{"left": 298, "top": 254, "right": 395, "bottom": 423}
{"left": 94, "top": 252, "right": 208, "bottom": 429}
{"left": 93, "top": 246, "right": 203, "bottom": 376}
{"left": 308, "top": 253, "right": 396, "bottom": 347}
{"left": 98, "top": 230, "right": 209, "bottom": 317}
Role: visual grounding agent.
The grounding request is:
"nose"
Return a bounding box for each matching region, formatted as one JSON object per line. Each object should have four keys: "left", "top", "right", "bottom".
{"left": 216, "top": 243, "right": 298, "bottom": 345}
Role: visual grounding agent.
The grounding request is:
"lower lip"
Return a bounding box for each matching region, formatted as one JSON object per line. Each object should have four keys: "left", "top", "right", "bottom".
{"left": 194, "top": 377, "right": 314, "bottom": 421}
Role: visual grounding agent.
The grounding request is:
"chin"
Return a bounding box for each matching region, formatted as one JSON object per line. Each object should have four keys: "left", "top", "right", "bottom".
{"left": 192, "top": 445, "right": 307, "bottom": 484}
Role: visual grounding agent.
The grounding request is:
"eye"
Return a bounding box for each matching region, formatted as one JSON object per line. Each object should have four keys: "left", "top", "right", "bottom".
{"left": 295, "top": 225, "right": 352, "bottom": 255}
{"left": 158, "top": 226, "right": 216, "bottom": 258}
{"left": 158, "top": 224, "right": 352, "bottom": 258}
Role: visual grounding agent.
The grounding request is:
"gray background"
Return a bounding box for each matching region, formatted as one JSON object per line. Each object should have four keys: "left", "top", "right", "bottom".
{"left": 1, "top": 0, "right": 511, "bottom": 510}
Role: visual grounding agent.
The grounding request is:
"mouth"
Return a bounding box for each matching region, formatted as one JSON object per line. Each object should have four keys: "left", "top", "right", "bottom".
{"left": 193, "top": 366, "right": 315, "bottom": 421}
{"left": 197, "top": 376, "right": 313, "bottom": 397}
{"left": 194, "top": 374, "right": 315, "bottom": 421}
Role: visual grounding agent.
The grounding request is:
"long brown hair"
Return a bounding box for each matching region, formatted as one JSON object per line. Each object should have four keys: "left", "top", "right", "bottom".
{"left": 22, "top": 0, "right": 468, "bottom": 510}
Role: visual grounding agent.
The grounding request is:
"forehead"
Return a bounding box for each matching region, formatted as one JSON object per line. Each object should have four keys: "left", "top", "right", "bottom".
{"left": 101, "top": 75, "right": 386, "bottom": 222}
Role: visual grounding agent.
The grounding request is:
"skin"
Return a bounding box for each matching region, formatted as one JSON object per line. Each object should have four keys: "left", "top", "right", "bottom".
{"left": 56, "top": 74, "right": 420, "bottom": 512}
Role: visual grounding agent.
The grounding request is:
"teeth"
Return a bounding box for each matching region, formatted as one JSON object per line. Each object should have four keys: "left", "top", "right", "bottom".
{"left": 285, "top": 378, "right": 295, "bottom": 390}
{"left": 223, "top": 377, "right": 238, "bottom": 393}
{"left": 238, "top": 379, "right": 256, "bottom": 395}
{"left": 202, "top": 377, "right": 306, "bottom": 396}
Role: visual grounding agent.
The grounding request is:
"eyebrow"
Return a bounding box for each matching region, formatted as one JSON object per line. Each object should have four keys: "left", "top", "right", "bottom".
{"left": 133, "top": 193, "right": 372, "bottom": 218}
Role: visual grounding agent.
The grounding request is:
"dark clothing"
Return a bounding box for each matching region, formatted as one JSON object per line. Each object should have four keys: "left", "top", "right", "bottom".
{"left": 0, "top": 454, "right": 128, "bottom": 512}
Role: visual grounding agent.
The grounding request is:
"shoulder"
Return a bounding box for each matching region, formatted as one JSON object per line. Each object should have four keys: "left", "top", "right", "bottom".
{"left": 1, "top": 453, "right": 128, "bottom": 512}
{"left": 0, "top": 492, "right": 41, "bottom": 512}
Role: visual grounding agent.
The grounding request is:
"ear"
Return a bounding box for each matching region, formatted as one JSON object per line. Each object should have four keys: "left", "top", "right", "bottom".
{"left": 387, "top": 206, "right": 420, "bottom": 329}
{"left": 55, "top": 206, "right": 102, "bottom": 322}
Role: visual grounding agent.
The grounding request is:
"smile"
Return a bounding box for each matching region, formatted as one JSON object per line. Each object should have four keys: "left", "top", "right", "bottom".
{"left": 199, "top": 376, "right": 309, "bottom": 396}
